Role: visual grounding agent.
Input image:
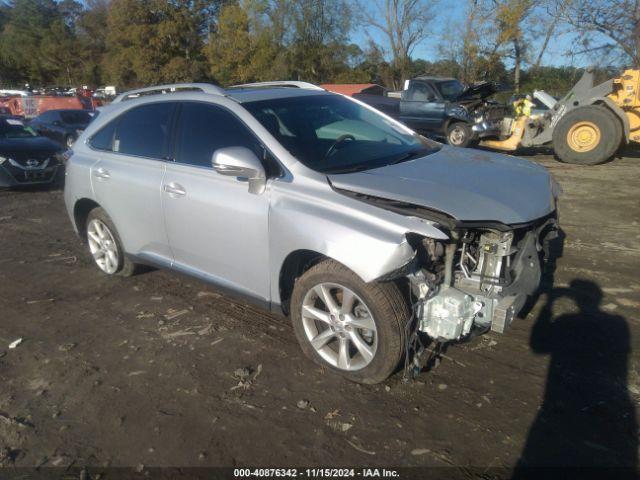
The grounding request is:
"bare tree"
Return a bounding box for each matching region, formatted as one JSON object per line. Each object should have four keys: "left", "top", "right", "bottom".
{"left": 561, "top": 0, "right": 640, "bottom": 67}
{"left": 531, "top": 0, "right": 570, "bottom": 69}
{"left": 360, "top": 0, "right": 437, "bottom": 88}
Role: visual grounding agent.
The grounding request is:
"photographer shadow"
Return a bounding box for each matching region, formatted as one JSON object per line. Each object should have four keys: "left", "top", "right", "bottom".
{"left": 514, "top": 279, "right": 638, "bottom": 477}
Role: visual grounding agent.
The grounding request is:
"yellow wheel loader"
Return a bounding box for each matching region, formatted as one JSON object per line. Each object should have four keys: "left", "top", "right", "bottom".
{"left": 481, "top": 68, "right": 640, "bottom": 165}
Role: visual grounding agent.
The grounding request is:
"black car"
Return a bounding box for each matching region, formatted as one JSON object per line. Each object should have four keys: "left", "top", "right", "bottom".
{"left": 0, "top": 116, "right": 64, "bottom": 187}
{"left": 29, "top": 109, "right": 94, "bottom": 148}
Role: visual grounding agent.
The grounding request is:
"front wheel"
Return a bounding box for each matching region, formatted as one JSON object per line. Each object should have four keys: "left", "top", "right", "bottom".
{"left": 552, "top": 105, "right": 623, "bottom": 165}
{"left": 446, "top": 122, "right": 475, "bottom": 148}
{"left": 290, "top": 259, "right": 409, "bottom": 384}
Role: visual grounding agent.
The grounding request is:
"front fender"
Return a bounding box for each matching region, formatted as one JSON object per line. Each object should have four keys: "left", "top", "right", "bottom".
{"left": 268, "top": 180, "right": 448, "bottom": 305}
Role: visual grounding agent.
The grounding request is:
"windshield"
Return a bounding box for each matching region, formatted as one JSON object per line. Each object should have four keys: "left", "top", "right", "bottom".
{"left": 60, "top": 110, "right": 92, "bottom": 125}
{"left": 0, "top": 118, "right": 36, "bottom": 139}
{"left": 244, "top": 94, "right": 439, "bottom": 174}
{"left": 434, "top": 80, "right": 465, "bottom": 101}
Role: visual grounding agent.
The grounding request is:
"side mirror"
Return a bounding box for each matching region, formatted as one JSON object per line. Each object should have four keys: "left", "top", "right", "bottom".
{"left": 212, "top": 146, "right": 266, "bottom": 195}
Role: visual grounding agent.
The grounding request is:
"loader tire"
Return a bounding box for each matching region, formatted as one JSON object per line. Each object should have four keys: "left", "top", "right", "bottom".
{"left": 552, "top": 105, "right": 622, "bottom": 165}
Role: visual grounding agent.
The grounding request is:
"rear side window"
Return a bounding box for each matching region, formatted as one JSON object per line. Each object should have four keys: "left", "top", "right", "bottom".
{"left": 175, "top": 102, "right": 260, "bottom": 168}
{"left": 113, "top": 102, "right": 175, "bottom": 159}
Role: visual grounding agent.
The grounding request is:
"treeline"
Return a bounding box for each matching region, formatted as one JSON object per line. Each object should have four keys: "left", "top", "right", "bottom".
{"left": 0, "top": 0, "right": 634, "bottom": 95}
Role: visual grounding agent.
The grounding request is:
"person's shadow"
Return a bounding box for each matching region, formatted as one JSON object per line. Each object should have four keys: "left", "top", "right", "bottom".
{"left": 514, "top": 279, "right": 638, "bottom": 478}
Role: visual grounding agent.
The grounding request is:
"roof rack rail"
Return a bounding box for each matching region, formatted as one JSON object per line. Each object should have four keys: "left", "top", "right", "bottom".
{"left": 228, "top": 81, "right": 325, "bottom": 91}
{"left": 112, "top": 83, "right": 226, "bottom": 103}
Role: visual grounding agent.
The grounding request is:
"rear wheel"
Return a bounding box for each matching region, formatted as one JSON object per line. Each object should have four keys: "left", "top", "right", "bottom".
{"left": 85, "top": 208, "right": 136, "bottom": 276}
{"left": 290, "top": 259, "right": 409, "bottom": 384}
{"left": 446, "top": 122, "right": 475, "bottom": 148}
{"left": 552, "top": 105, "right": 623, "bottom": 165}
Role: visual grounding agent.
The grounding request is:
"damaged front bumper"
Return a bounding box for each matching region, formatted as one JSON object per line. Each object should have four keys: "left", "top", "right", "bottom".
{"left": 408, "top": 214, "right": 559, "bottom": 342}
{"left": 471, "top": 120, "right": 502, "bottom": 138}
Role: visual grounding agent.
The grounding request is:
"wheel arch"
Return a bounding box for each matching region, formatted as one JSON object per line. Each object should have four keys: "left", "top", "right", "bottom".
{"left": 589, "top": 98, "right": 629, "bottom": 142}
{"left": 443, "top": 116, "right": 470, "bottom": 134}
{"left": 278, "top": 249, "right": 329, "bottom": 316}
{"left": 73, "top": 198, "right": 101, "bottom": 242}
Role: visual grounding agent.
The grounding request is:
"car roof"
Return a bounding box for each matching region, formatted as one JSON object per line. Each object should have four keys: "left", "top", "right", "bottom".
{"left": 224, "top": 87, "right": 332, "bottom": 103}
{"left": 413, "top": 76, "right": 458, "bottom": 82}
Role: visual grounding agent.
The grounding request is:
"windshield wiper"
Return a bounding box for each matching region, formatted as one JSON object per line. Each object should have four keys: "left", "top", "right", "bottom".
{"left": 325, "top": 148, "right": 433, "bottom": 174}
{"left": 324, "top": 165, "right": 372, "bottom": 174}
{"left": 387, "top": 148, "right": 431, "bottom": 165}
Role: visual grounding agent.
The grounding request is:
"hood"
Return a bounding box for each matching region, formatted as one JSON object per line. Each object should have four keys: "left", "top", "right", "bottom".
{"left": 328, "top": 146, "right": 555, "bottom": 226}
{"left": 0, "top": 136, "right": 63, "bottom": 158}
{"left": 456, "top": 81, "right": 501, "bottom": 101}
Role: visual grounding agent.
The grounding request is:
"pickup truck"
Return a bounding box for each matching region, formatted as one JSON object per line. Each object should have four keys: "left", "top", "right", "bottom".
{"left": 353, "top": 76, "right": 508, "bottom": 147}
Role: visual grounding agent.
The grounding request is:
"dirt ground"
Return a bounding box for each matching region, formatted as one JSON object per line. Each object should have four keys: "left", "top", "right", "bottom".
{"left": 0, "top": 151, "right": 638, "bottom": 476}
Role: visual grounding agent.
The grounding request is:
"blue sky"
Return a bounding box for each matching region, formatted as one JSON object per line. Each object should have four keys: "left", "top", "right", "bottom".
{"left": 351, "top": 2, "right": 596, "bottom": 68}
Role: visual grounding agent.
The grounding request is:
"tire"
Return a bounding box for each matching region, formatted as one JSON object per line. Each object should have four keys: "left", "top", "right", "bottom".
{"left": 290, "top": 259, "right": 409, "bottom": 384}
{"left": 85, "top": 207, "right": 136, "bottom": 277}
{"left": 446, "top": 122, "right": 476, "bottom": 148}
{"left": 552, "top": 105, "right": 623, "bottom": 165}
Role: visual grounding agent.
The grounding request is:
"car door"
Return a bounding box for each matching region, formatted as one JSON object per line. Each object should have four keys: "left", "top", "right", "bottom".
{"left": 162, "top": 101, "right": 271, "bottom": 304}
{"left": 89, "top": 102, "right": 175, "bottom": 263}
{"left": 399, "top": 81, "right": 446, "bottom": 131}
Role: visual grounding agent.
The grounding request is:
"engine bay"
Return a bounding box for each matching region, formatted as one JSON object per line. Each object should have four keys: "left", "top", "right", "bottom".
{"left": 407, "top": 215, "right": 558, "bottom": 342}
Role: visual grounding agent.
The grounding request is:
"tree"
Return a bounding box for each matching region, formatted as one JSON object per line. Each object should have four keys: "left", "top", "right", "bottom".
{"left": 436, "top": 1, "right": 509, "bottom": 84}
{"left": 104, "top": 0, "right": 214, "bottom": 87}
{"left": 490, "top": 0, "right": 537, "bottom": 92}
{"left": 360, "top": 0, "right": 437, "bottom": 88}
{"left": 561, "top": 0, "right": 640, "bottom": 67}
{"left": 0, "top": 0, "right": 62, "bottom": 85}
{"left": 207, "top": 1, "right": 278, "bottom": 84}
{"left": 75, "top": 0, "right": 110, "bottom": 86}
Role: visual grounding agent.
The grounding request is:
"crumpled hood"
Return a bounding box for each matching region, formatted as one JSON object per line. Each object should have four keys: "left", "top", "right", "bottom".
{"left": 328, "top": 146, "right": 555, "bottom": 225}
{"left": 456, "top": 81, "right": 501, "bottom": 101}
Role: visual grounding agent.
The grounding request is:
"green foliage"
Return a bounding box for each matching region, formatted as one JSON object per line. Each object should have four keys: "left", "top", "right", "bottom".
{"left": 105, "top": 0, "right": 211, "bottom": 86}
{"left": 0, "top": 0, "right": 627, "bottom": 95}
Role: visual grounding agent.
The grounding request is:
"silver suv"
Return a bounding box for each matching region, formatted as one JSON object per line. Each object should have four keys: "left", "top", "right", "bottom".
{"left": 64, "top": 82, "right": 560, "bottom": 384}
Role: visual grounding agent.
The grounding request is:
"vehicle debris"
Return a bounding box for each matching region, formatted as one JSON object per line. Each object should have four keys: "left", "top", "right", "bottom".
{"left": 346, "top": 437, "right": 375, "bottom": 456}
{"left": 164, "top": 308, "right": 189, "bottom": 320}
{"left": 411, "top": 448, "right": 430, "bottom": 456}
{"left": 25, "top": 298, "right": 54, "bottom": 305}
{"left": 326, "top": 419, "right": 353, "bottom": 432}
{"left": 231, "top": 364, "right": 263, "bottom": 391}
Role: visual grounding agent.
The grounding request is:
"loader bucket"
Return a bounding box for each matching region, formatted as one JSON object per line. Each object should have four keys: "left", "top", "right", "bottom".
{"left": 480, "top": 117, "right": 527, "bottom": 151}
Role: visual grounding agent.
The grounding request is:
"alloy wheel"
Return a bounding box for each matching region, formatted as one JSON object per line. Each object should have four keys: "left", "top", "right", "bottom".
{"left": 87, "top": 218, "right": 119, "bottom": 274}
{"left": 301, "top": 282, "right": 378, "bottom": 371}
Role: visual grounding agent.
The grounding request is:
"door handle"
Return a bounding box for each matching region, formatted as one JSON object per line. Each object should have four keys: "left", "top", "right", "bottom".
{"left": 93, "top": 167, "right": 110, "bottom": 180}
{"left": 163, "top": 182, "right": 186, "bottom": 197}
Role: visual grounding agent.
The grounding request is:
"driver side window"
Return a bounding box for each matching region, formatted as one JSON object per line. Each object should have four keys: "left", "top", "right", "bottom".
{"left": 407, "top": 82, "right": 436, "bottom": 102}
{"left": 174, "top": 102, "right": 280, "bottom": 177}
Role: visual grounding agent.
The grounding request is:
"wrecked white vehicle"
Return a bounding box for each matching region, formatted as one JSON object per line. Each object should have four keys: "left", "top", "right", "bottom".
{"left": 64, "top": 82, "right": 560, "bottom": 384}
